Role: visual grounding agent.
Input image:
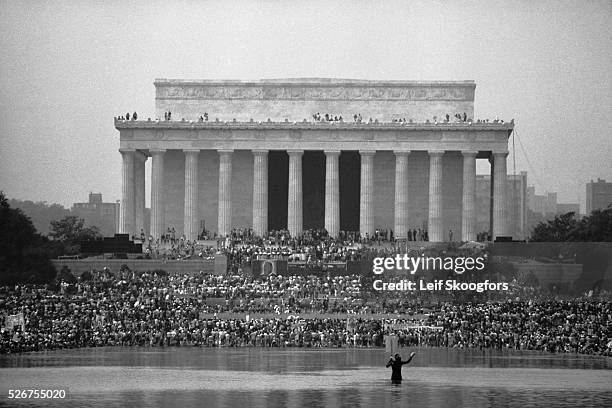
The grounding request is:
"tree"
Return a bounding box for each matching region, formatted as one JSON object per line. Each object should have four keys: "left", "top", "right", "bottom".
{"left": 0, "top": 191, "right": 56, "bottom": 284}
{"left": 577, "top": 205, "right": 612, "bottom": 241}
{"left": 531, "top": 212, "right": 580, "bottom": 241}
{"left": 0, "top": 192, "right": 36, "bottom": 270}
{"left": 523, "top": 271, "right": 540, "bottom": 287}
{"left": 49, "top": 215, "right": 101, "bottom": 254}
{"left": 486, "top": 261, "right": 517, "bottom": 281}
{"left": 56, "top": 266, "right": 77, "bottom": 283}
{"left": 7, "top": 198, "right": 69, "bottom": 235}
{"left": 530, "top": 205, "right": 612, "bottom": 242}
{"left": 80, "top": 270, "right": 93, "bottom": 281}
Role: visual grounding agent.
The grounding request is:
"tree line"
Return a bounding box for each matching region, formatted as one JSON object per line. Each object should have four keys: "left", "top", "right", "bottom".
{"left": 529, "top": 205, "right": 612, "bottom": 242}
{"left": 0, "top": 192, "right": 101, "bottom": 284}
{"left": 1, "top": 190, "right": 610, "bottom": 284}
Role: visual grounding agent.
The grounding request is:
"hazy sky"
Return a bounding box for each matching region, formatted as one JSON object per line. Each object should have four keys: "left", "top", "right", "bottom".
{"left": 1, "top": 0, "right": 611, "bottom": 212}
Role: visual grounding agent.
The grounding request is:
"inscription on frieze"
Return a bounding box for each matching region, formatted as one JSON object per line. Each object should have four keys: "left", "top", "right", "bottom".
{"left": 289, "top": 130, "right": 303, "bottom": 140}
{"left": 158, "top": 85, "right": 473, "bottom": 101}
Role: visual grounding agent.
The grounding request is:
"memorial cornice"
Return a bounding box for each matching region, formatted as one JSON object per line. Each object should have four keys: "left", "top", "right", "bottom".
{"left": 115, "top": 119, "right": 513, "bottom": 134}
{"left": 155, "top": 78, "right": 476, "bottom": 87}
{"left": 116, "top": 119, "right": 512, "bottom": 153}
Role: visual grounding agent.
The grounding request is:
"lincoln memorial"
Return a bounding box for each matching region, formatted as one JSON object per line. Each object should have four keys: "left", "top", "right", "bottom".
{"left": 115, "top": 78, "right": 514, "bottom": 242}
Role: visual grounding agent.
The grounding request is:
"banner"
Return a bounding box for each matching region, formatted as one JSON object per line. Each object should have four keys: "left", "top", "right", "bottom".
{"left": 384, "top": 323, "right": 443, "bottom": 331}
{"left": 5, "top": 313, "right": 25, "bottom": 331}
{"left": 385, "top": 334, "right": 399, "bottom": 354}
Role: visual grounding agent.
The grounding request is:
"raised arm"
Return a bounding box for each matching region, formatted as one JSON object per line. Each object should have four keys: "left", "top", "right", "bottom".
{"left": 402, "top": 352, "right": 416, "bottom": 365}
{"left": 386, "top": 358, "right": 394, "bottom": 367}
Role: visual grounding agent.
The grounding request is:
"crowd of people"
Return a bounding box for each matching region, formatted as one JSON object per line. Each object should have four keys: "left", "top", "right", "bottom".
{"left": 2, "top": 222, "right": 608, "bottom": 355}
{"left": 217, "top": 228, "right": 412, "bottom": 273}
{"left": 1, "top": 266, "right": 610, "bottom": 355}
{"left": 116, "top": 112, "right": 138, "bottom": 121}
{"left": 312, "top": 113, "right": 344, "bottom": 122}
{"left": 135, "top": 225, "right": 506, "bottom": 265}
{"left": 139, "top": 226, "right": 437, "bottom": 269}
{"left": 116, "top": 109, "right": 511, "bottom": 126}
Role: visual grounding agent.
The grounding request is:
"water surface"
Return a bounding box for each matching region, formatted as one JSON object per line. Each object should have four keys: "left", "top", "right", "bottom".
{"left": 0, "top": 348, "right": 610, "bottom": 407}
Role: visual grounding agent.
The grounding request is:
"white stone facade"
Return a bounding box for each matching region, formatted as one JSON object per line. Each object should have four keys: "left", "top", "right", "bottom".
{"left": 116, "top": 79, "right": 513, "bottom": 241}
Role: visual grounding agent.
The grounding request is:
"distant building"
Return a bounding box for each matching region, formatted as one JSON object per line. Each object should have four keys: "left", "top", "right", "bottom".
{"left": 524, "top": 186, "right": 581, "bottom": 236}
{"left": 476, "top": 172, "right": 527, "bottom": 240}
{"left": 527, "top": 187, "right": 558, "bottom": 216}
{"left": 586, "top": 178, "right": 612, "bottom": 214}
{"left": 527, "top": 186, "right": 580, "bottom": 216}
{"left": 71, "top": 193, "right": 121, "bottom": 236}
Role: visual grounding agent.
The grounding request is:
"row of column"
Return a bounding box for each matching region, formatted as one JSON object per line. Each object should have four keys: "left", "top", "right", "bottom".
{"left": 119, "top": 148, "right": 509, "bottom": 242}
{"left": 119, "top": 148, "right": 147, "bottom": 237}
{"left": 390, "top": 150, "right": 508, "bottom": 241}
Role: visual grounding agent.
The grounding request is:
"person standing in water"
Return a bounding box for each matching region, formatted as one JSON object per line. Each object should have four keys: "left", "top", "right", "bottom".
{"left": 386, "top": 352, "right": 416, "bottom": 384}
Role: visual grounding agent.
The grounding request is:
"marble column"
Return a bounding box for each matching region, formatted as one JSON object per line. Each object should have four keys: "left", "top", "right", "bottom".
{"left": 493, "top": 151, "right": 509, "bottom": 239}
{"left": 217, "top": 150, "right": 233, "bottom": 237}
{"left": 394, "top": 151, "right": 410, "bottom": 239}
{"left": 134, "top": 151, "right": 147, "bottom": 237}
{"left": 359, "top": 150, "right": 375, "bottom": 238}
{"left": 287, "top": 149, "right": 303, "bottom": 237}
{"left": 183, "top": 149, "right": 199, "bottom": 241}
{"left": 150, "top": 149, "right": 166, "bottom": 239}
{"left": 428, "top": 150, "right": 444, "bottom": 242}
{"left": 119, "top": 148, "right": 135, "bottom": 236}
{"left": 489, "top": 156, "right": 494, "bottom": 239}
{"left": 252, "top": 149, "right": 269, "bottom": 237}
{"left": 324, "top": 150, "right": 340, "bottom": 237}
{"left": 461, "top": 151, "right": 478, "bottom": 241}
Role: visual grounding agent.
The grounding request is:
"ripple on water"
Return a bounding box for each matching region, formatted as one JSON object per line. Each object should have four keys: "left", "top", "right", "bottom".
{"left": 0, "top": 349, "right": 610, "bottom": 408}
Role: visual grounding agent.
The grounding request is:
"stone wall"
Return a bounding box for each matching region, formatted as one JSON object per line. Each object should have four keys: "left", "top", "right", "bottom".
{"left": 121, "top": 124, "right": 512, "bottom": 154}
{"left": 199, "top": 150, "right": 219, "bottom": 236}
{"left": 163, "top": 149, "right": 185, "bottom": 234}
{"left": 155, "top": 79, "right": 475, "bottom": 123}
{"left": 373, "top": 151, "right": 395, "bottom": 230}
{"left": 512, "top": 262, "right": 583, "bottom": 287}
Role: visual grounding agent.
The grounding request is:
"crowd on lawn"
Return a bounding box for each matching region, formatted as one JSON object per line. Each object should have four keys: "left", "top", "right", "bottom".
{"left": 1, "top": 268, "right": 610, "bottom": 355}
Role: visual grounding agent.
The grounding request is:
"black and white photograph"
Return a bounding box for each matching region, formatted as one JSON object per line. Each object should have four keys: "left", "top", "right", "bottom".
{"left": 1, "top": 1, "right": 611, "bottom": 407}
